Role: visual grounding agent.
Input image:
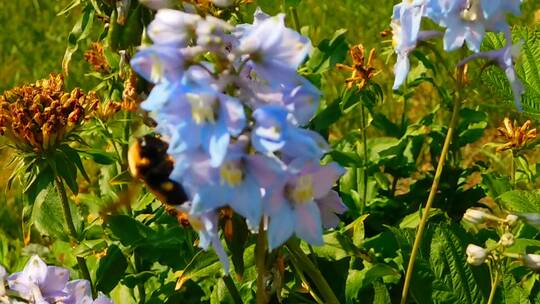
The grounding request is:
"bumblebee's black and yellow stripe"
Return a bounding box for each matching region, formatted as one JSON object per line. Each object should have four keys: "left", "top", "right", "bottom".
{"left": 128, "top": 135, "right": 188, "bottom": 206}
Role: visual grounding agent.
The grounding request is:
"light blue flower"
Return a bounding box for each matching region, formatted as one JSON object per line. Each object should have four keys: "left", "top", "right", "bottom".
{"left": 251, "top": 105, "right": 328, "bottom": 159}
{"left": 147, "top": 9, "right": 201, "bottom": 47}
{"left": 181, "top": 139, "right": 266, "bottom": 229}
{"left": 391, "top": 1, "right": 441, "bottom": 89}
{"left": 130, "top": 45, "right": 184, "bottom": 84}
{"left": 259, "top": 158, "right": 345, "bottom": 249}
{"left": 236, "top": 11, "right": 312, "bottom": 85}
{"left": 179, "top": 207, "right": 230, "bottom": 273}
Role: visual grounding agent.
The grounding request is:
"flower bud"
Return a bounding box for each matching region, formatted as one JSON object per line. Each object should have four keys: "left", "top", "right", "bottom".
{"left": 211, "top": 0, "right": 234, "bottom": 7}
{"left": 463, "top": 208, "right": 490, "bottom": 225}
{"left": 505, "top": 214, "right": 519, "bottom": 227}
{"left": 466, "top": 244, "right": 488, "bottom": 266}
{"left": 523, "top": 254, "right": 540, "bottom": 271}
{"left": 520, "top": 213, "right": 540, "bottom": 226}
{"left": 499, "top": 233, "right": 515, "bottom": 247}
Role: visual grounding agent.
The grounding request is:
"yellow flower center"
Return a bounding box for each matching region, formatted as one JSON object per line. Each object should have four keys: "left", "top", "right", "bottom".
{"left": 189, "top": 216, "right": 204, "bottom": 231}
{"left": 150, "top": 55, "right": 164, "bottom": 83}
{"left": 461, "top": 0, "right": 481, "bottom": 22}
{"left": 220, "top": 162, "right": 243, "bottom": 187}
{"left": 187, "top": 93, "right": 216, "bottom": 124}
{"left": 290, "top": 174, "right": 314, "bottom": 205}
{"left": 390, "top": 20, "right": 401, "bottom": 49}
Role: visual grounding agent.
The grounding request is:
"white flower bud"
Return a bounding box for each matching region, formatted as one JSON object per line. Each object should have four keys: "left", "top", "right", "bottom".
{"left": 505, "top": 214, "right": 519, "bottom": 226}
{"left": 466, "top": 244, "right": 488, "bottom": 266}
{"left": 499, "top": 233, "right": 515, "bottom": 247}
{"left": 523, "top": 254, "right": 540, "bottom": 271}
{"left": 211, "top": 0, "right": 234, "bottom": 8}
{"left": 463, "top": 208, "right": 490, "bottom": 225}
{"left": 520, "top": 213, "right": 540, "bottom": 226}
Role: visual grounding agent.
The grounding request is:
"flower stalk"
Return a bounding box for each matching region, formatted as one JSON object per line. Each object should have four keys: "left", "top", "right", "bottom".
{"left": 54, "top": 177, "right": 93, "bottom": 296}
{"left": 255, "top": 221, "right": 268, "bottom": 304}
{"left": 400, "top": 64, "right": 466, "bottom": 304}
{"left": 286, "top": 240, "right": 339, "bottom": 304}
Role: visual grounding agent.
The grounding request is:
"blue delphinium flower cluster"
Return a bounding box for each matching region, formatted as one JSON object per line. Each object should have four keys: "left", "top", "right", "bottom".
{"left": 0, "top": 255, "right": 112, "bottom": 303}
{"left": 391, "top": 0, "right": 524, "bottom": 110}
{"left": 131, "top": 8, "right": 347, "bottom": 271}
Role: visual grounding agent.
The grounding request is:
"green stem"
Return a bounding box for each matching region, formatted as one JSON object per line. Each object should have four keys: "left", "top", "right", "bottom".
{"left": 286, "top": 241, "right": 339, "bottom": 304}
{"left": 511, "top": 150, "right": 516, "bottom": 187}
{"left": 360, "top": 105, "right": 369, "bottom": 214}
{"left": 289, "top": 7, "right": 301, "bottom": 33}
{"left": 400, "top": 65, "right": 465, "bottom": 304}
{"left": 255, "top": 221, "right": 268, "bottom": 304}
{"left": 487, "top": 270, "right": 499, "bottom": 304}
{"left": 288, "top": 252, "right": 324, "bottom": 304}
{"left": 54, "top": 177, "right": 94, "bottom": 295}
{"left": 223, "top": 275, "right": 243, "bottom": 304}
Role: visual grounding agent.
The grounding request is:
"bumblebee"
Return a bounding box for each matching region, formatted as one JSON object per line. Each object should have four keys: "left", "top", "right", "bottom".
{"left": 128, "top": 135, "right": 188, "bottom": 206}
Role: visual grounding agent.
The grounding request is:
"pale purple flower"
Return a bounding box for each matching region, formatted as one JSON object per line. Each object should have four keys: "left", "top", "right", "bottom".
{"left": 316, "top": 190, "right": 348, "bottom": 229}
{"left": 7, "top": 255, "right": 70, "bottom": 303}
{"left": 261, "top": 158, "right": 345, "bottom": 249}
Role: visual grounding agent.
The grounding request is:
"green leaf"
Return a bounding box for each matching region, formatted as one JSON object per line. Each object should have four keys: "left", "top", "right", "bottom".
{"left": 107, "top": 215, "right": 154, "bottom": 246}
{"left": 121, "top": 271, "right": 155, "bottom": 289}
{"left": 430, "top": 225, "right": 485, "bottom": 304}
{"left": 498, "top": 190, "right": 540, "bottom": 213}
{"left": 61, "top": 145, "right": 90, "bottom": 182}
{"left": 80, "top": 150, "right": 117, "bottom": 165}
{"left": 494, "top": 273, "right": 531, "bottom": 304}
{"left": 345, "top": 263, "right": 398, "bottom": 303}
{"left": 373, "top": 281, "right": 392, "bottom": 304}
{"left": 54, "top": 150, "right": 79, "bottom": 195}
{"left": 31, "top": 185, "right": 69, "bottom": 241}
{"left": 305, "top": 29, "right": 348, "bottom": 74}
{"left": 224, "top": 214, "right": 248, "bottom": 277}
{"left": 96, "top": 245, "right": 128, "bottom": 294}
{"left": 62, "top": 4, "right": 95, "bottom": 74}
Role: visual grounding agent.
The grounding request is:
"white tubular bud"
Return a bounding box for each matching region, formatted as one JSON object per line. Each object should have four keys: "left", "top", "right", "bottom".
{"left": 523, "top": 254, "right": 540, "bottom": 271}
{"left": 520, "top": 213, "right": 540, "bottom": 226}
{"left": 466, "top": 244, "right": 488, "bottom": 266}
{"left": 463, "top": 208, "right": 490, "bottom": 225}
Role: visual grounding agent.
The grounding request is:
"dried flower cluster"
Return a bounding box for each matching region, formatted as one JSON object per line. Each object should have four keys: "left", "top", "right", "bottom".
{"left": 0, "top": 74, "right": 98, "bottom": 152}
{"left": 496, "top": 117, "right": 537, "bottom": 152}
{"left": 337, "top": 44, "right": 378, "bottom": 91}
{"left": 84, "top": 42, "right": 110, "bottom": 73}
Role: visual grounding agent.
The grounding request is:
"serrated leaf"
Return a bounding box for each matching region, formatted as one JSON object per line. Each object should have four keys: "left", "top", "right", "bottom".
{"left": 430, "top": 225, "right": 485, "bottom": 304}
{"left": 498, "top": 190, "right": 540, "bottom": 213}
{"left": 482, "top": 26, "right": 540, "bottom": 115}
{"left": 494, "top": 273, "right": 531, "bottom": 304}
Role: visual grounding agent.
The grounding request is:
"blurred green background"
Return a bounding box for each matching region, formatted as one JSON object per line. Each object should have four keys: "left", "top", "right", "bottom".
{"left": 0, "top": 0, "right": 539, "bottom": 261}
